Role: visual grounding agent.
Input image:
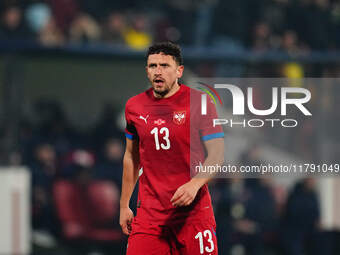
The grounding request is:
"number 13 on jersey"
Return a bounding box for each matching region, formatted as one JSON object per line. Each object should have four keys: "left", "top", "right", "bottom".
{"left": 195, "top": 230, "right": 215, "bottom": 254}
{"left": 150, "top": 127, "right": 171, "bottom": 150}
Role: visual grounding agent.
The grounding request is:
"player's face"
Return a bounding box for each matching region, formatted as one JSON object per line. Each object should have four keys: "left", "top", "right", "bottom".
{"left": 146, "top": 53, "right": 184, "bottom": 97}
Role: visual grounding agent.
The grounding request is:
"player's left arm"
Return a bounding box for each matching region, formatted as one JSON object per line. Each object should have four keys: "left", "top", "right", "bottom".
{"left": 171, "top": 137, "right": 224, "bottom": 207}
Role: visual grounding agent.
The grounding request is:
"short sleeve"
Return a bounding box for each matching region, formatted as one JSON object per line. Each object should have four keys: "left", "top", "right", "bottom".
{"left": 199, "top": 97, "right": 224, "bottom": 141}
{"left": 125, "top": 102, "right": 138, "bottom": 140}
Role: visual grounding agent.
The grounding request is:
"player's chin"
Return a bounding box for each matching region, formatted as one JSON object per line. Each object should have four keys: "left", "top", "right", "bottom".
{"left": 153, "top": 85, "right": 167, "bottom": 93}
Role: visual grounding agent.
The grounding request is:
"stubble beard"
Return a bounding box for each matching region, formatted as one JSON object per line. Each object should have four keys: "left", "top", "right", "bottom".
{"left": 153, "top": 80, "right": 176, "bottom": 98}
{"left": 154, "top": 87, "right": 170, "bottom": 97}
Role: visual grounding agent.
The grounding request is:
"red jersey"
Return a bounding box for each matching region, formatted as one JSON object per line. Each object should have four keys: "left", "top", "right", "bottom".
{"left": 125, "top": 84, "right": 223, "bottom": 225}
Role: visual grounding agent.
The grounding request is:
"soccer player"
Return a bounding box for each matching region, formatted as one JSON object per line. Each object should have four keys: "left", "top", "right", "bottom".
{"left": 120, "top": 42, "right": 224, "bottom": 255}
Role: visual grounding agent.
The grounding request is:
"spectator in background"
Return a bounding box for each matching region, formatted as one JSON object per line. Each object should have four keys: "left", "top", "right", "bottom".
{"left": 237, "top": 146, "right": 279, "bottom": 254}
{"left": 101, "top": 12, "right": 126, "bottom": 45}
{"left": 34, "top": 99, "right": 80, "bottom": 156}
{"left": 164, "top": 0, "right": 196, "bottom": 45}
{"left": 69, "top": 12, "right": 101, "bottom": 43}
{"left": 95, "top": 138, "right": 123, "bottom": 187}
{"left": 153, "top": 14, "right": 181, "bottom": 44}
{"left": 39, "top": 15, "right": 64, "bottom": 46}
{"left": 0, "top": 5, "right": 32, "bottom": 40}
{"left": 240, "top": 178, "right": 278, "bottom": 254}
{"left": 49, "top": 0, "right": 79, "bottom": 35}
{"left": 282, "top": 178, "right": 321, "bottom": 255}
{"left": 123, "top": 13, "right": 152, "bottom": 50}
{"left": 30, "top": 143, "right": 59, "bottom": 240}
{"left": 251, "top": 22, "right": 273, "bottom": 52}
{"left": 54, "top": 148, "right": 123, "bottom": 254}
{"left": 259, "top": 0, "right": 289, "bottom": 35}
{"left": 213, "top": 177, "right": 241, "bottom": 255}
{"left": 214, "top": 177, "right": 278, "bottom": 255}
{"left": 210, "top": 0, "right": 249, "bottom": 47}
{"left": 61, "top": 149, "right": 95, "bottom": 181}
{"left": 209, "top": 0, "right": 248, "bottom": 76}
{"left": 91, "top": 103, "right": 122, "bottom": 152}
{"left": 280, "top": 30, "right": 300, "bottom": 55}
{"left": 25, "top": 2, "right": 64, "bottom": 46}
{"left": 287, "top": 0, "right": 332, "bottom": 50}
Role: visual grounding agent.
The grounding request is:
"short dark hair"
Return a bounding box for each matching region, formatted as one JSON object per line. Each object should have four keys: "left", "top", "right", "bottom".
{"left": 146, "top": 42, "right": 183, "bottom": 66}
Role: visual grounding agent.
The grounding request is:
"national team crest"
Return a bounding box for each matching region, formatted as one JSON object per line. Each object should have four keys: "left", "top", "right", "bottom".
{"left": 173, "top": 111, "right": 186, "bottom": 125}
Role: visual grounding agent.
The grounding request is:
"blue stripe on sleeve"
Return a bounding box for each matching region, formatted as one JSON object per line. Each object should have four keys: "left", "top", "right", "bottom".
{"left": 202, "top": 132, "right": 224, "bottom": 141}
{"left": 125, "top": 133, "right": 134, "bottom": 140}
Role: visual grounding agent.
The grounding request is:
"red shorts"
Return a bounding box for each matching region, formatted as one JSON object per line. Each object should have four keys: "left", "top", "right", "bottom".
{"left": 126, "top": 217, "right": 218, "bottom": 255}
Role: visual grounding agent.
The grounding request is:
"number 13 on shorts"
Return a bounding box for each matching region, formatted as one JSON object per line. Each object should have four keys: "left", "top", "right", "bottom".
{"left": 194, "top": 229, "right": 216, "bottom": 254}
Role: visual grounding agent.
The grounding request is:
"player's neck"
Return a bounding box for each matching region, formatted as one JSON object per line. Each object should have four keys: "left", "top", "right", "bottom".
{"left": 154, "top": 83, "right": 180, "bottom": 99}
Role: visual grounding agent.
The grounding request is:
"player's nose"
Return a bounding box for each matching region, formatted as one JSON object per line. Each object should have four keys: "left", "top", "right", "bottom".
{"left": 155, "top": 65, "right": 162, "bottom": 74}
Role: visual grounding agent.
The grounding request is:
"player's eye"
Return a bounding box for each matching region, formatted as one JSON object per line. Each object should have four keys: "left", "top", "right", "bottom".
{"left": 160, "top": 63, "right": 169, "bottom": 67}
{"left": 148, "top": 64, "right": 157, "bottom": 68}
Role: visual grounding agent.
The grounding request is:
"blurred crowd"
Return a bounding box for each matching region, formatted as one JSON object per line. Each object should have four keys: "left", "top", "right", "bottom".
{"left": 211, "top": 145, "right": 334, "bottom": 255}
{"left": 3, "top": 98, "right": 335, "bottom": 255}
{"left": 1, "top": 0, "right": 340, "bottom": 51}
{"left": 15, "top": 100, "right": 128, "bottom": 254}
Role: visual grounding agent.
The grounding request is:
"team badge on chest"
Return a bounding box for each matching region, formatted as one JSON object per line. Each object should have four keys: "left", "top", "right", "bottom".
{"left": 173, "top": 111, "right": 186, "bottom": 125}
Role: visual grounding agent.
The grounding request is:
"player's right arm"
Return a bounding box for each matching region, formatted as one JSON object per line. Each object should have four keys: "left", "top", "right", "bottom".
{"left": 119, "top": 137, "right": 140, "bottom": 235}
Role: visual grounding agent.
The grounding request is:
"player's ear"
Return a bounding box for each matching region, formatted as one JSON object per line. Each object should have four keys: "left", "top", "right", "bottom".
{"left": 146, "top": 65, "right": 150, "bottom": 76}
{"left": 146, "top": 65, "right": 152, "bottom": 81}
{"left": 177, "top": 65, "right": 184, "bottom": 78}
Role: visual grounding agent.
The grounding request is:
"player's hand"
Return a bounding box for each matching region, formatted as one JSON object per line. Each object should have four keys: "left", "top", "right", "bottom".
{"left": 170, "top": 181, "right": 200, "bottom": 207}
{"left": 120, "top": 207, "right": 134, "bottom": 235}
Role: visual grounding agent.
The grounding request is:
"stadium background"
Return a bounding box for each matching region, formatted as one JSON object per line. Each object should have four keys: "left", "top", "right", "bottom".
{"left": 0, "top": 0, "right": 339, "bottom": 254}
